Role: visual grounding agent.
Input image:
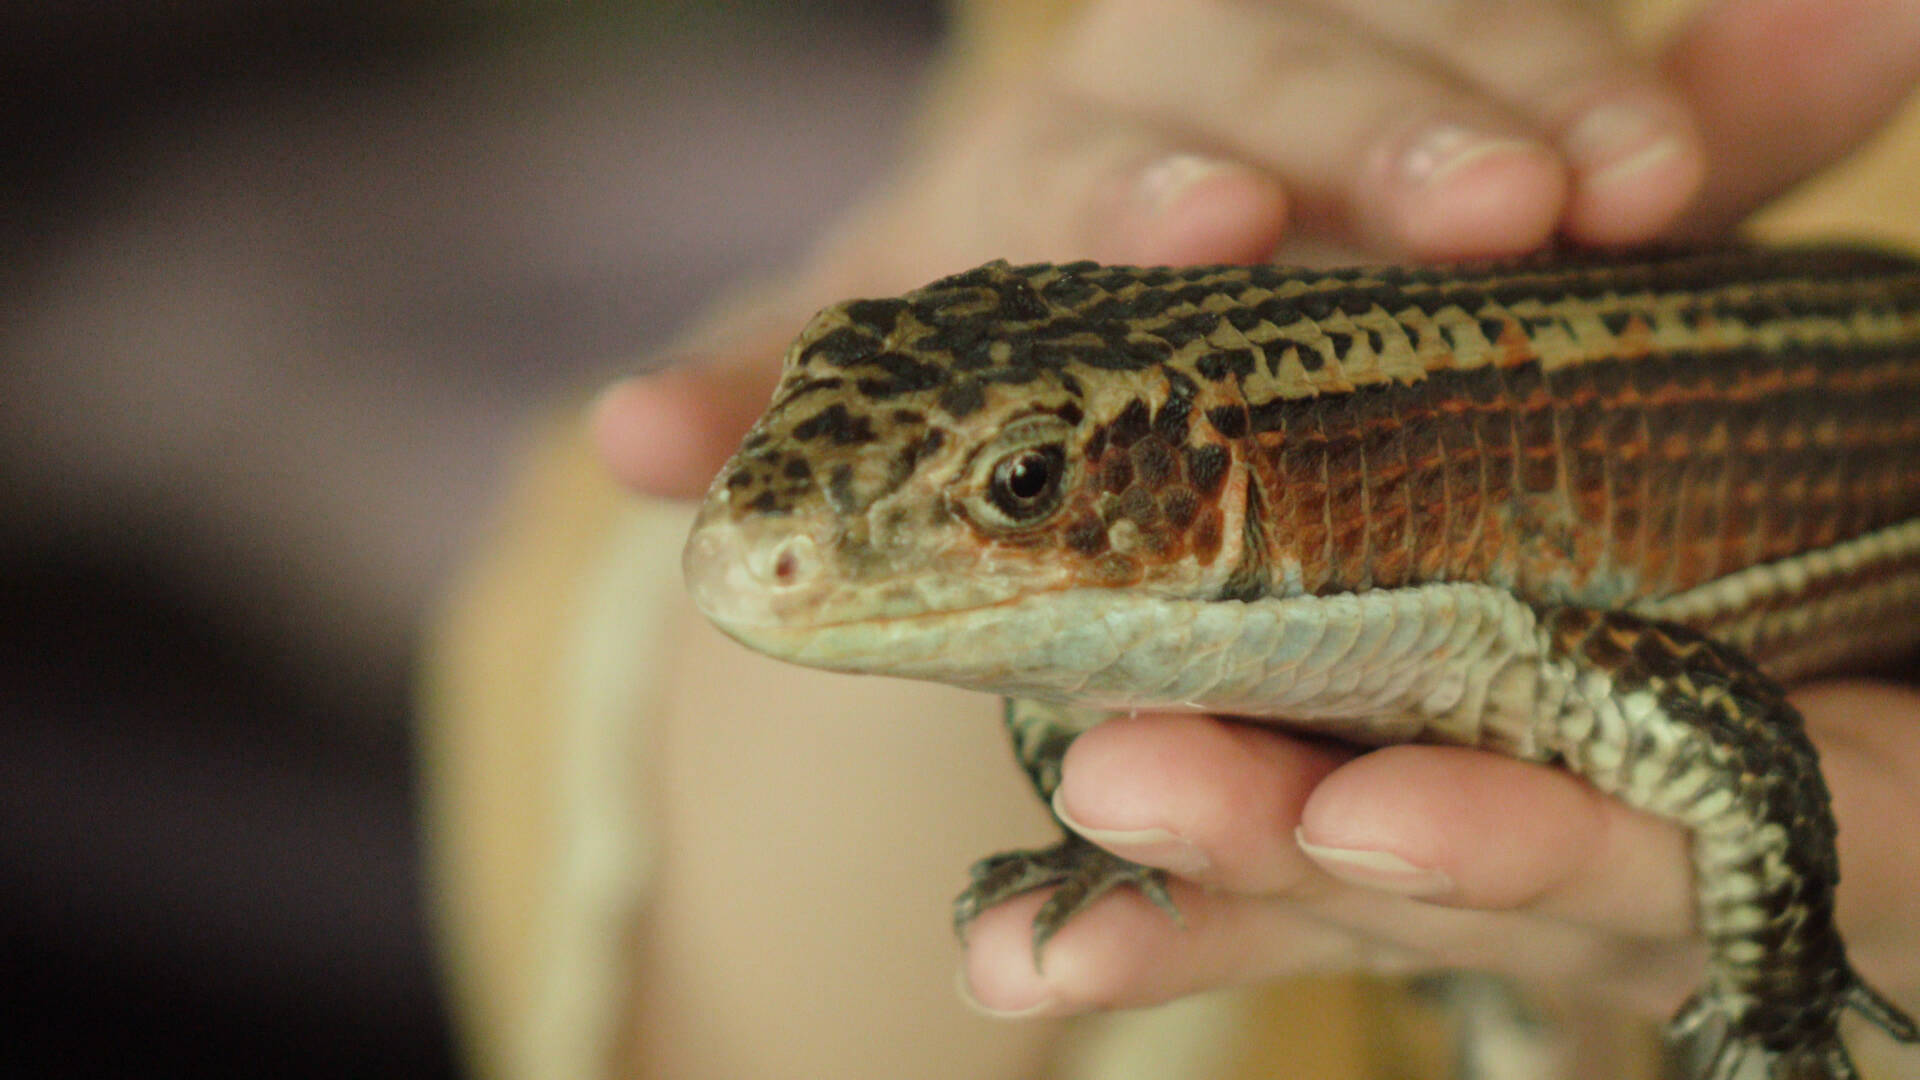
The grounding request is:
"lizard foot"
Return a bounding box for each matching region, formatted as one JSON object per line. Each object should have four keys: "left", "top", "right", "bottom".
{"left": 1665, "top": 978, "right": 1918, "bottom": 1080}
{"left": 953, "top": 832, "right": 1181, "bottom": 969}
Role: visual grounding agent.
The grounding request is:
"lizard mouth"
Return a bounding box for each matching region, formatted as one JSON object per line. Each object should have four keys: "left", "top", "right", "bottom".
{"left": 682, "top": 504, "right": 1029, "bottom": 645}
{"left": 681, "top": 494, "right": 1104, "bottom": 687}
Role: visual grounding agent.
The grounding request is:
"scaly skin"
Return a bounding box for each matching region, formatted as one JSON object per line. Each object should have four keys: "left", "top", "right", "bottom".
{"left": 682, "top": 247, "right": 1920, "bottom": 1079}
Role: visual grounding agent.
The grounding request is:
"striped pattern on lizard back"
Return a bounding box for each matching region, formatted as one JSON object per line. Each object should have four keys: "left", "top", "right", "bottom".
{"left": 682, "top": 246, "right": 1920, "bottom": 1080}
{"left": 698, "top": 248, "right": 1920, "bottom": 668}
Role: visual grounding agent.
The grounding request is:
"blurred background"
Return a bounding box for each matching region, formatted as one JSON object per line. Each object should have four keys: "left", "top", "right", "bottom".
{"left": 0, "top": 1, "right": 941, "bottom": 1075}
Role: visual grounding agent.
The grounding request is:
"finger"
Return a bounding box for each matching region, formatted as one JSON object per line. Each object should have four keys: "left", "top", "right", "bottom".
{"left": 886, "top": 89, "right": 1291, "bottom": 268}
{"left": 1053, "top": 0, "right": 1569, "bottom": 259}
{"left": 593, "top": 89, "right": 1299, "bottom": 500}
{"left": 1662, "top": 0, "right": 1920, "bottom": 234}
{"left": 1052, "top": 713, "right": 1352, "bottom": 894}
{"left": 1315, "top": 0, "right": 1706, "bottom": 245}
{"left": 597, "top": 255, "right": 934, "bottom": 499}
{"left": 1297, "top": 745, "right": 1695, "bottom": 939}
{"left": 592, "top": 155, "right": 1279, "bottom": 502}
{"left": 588, "top": 261, "right": 848, "bottom": 499}
{"left": 1109, "top": 152, "right": 1293, "bottom": 266}
{"left": 590, "top": 356, "right": 780, "bottom": 500}
{"left": 958, "top": 867, "right": 1658, "bottom": 1016}
{"left": 957, "top": 877, "right": 1418, "bottom": 1015}
{"left": 1056, "top": 715, "right": 1696, "bottom": 939}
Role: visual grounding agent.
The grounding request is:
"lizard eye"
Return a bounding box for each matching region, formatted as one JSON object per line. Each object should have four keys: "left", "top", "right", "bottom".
{"left": 958, "top": 413, "right": 1077, "bottom": 533}
{"left": 988, "top": 445, "right": 1066, "bottom": 523}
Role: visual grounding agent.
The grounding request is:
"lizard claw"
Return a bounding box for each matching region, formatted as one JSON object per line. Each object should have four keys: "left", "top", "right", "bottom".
{"left": 953, "top": 833, "right": 1180, "bottom": 969}
{"left": 1663, "top": 985, "right": 1909, "bottom": 1080}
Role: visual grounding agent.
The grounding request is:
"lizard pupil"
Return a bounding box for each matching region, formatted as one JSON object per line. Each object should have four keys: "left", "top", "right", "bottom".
{"left": 988, "top": 445, "right": 1065, "bottom": 523}
{"left": 1007, "top": 455, "right": 1050, "bottom": 498}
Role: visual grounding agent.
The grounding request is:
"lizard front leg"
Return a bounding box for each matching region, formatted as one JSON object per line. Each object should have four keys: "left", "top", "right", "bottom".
{"left": 1535, "top": 607, "right": 1917, "bottom": 1080}
{"left": 952, "top": 697, "right": 1180, "bottom": 965}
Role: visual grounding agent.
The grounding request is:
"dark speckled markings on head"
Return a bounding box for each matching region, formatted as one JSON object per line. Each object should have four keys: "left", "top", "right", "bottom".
{"left": 711, "top": 246, "right": 1920, "bottom": 647}
{"left": 818, "top": 252, "right": 1902, "bottom": 589}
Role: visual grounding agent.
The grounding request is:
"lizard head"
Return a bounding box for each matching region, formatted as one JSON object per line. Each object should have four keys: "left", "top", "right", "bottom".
{"left": 683, "top": 260, "right": 1252, "bottom": 679}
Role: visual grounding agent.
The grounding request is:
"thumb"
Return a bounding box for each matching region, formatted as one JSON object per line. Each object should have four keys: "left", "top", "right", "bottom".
{"left": 590, "top": 274, "right": 832, "bottom": 501}
{"left": 590, "top": 349, "right": 783, "bottom": 502}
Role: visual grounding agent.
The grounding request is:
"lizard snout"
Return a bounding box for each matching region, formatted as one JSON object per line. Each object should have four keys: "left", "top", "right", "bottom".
{"left": 682, "top": 515, "right": 825, "bottom": 633}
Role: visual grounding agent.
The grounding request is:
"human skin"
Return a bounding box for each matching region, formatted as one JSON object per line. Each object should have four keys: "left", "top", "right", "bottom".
{"left": 597, "top": 0, "right": 1920, "bottom": 1057}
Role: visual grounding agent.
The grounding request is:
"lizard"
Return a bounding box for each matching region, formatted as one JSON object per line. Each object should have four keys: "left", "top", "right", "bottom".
{"left": 680, "top": 245, "right": 1920, "bottom": 1080}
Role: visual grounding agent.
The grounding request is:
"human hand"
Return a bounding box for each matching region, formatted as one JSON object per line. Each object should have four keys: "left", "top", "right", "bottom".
{"left": 593, "top": 0, "right": 1920, "bottom": 501}
{"left": 958, "top": 681, "right": 1920, "bottom": 1021}
{"left": 599, "top": 0, "right": 1920, "bottom": 1030}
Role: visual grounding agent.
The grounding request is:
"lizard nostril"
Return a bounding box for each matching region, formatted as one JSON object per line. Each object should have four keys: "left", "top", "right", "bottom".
{"left": 761, "top": 535, "right": 817, "bottom": 589}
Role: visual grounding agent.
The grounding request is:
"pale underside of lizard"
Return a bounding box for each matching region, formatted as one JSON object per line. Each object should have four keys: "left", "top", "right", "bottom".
{"left": 682, "top": 247, "right": 1920, "bottom": 1080}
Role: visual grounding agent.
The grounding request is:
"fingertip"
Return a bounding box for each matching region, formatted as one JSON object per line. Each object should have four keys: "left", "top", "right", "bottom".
{"left": 959, "top": 878, "right": 1238, "bottom": 1015}
{"left": 1293, "top": 827, "right": 1454, "bottom": 899}
{"left": 1298, "top": 746, "right": 1691, "bottom": 936}
{"left": 1053, "top": 713, "right": 1237, "bottom": 855}
{"left": 957, "top": 894, "right": 1062, "bottom": 1017}
{"left": 1125, "top": 154, "right": 1290, "bottom": 265}
{"left": 589, "top": 374, "right": 697, "bottom": 498}
{"left": 1375, "top": 124, "right": 1568, "bottom": 260}
{"left": 1557, "top": 97, "right": 1707, "bottom": 246}
{"left": 587, "top": 363, "right": 765, "bottom": 499}
{"left": 1297, "top": 746, "right": 1601, "bottom": 909}
{"left": 1057, "top": 713, "right": 1347, "bottom": 892}
{"left": 1294, "top": 746, "right": 1470, "bottom": 895}
{"left": 587, "top": 377, "right": 656, "bottom": 488}
{"left": 957, "top": 886, "right": 1180, "bottom": 1016}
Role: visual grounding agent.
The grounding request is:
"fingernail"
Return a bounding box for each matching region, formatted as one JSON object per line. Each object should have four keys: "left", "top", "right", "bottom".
{"left": 1295, "top": 828, "right": 1452, "bottom": 897}
{"left": 1052, "top": 788, "right": 1210, "bottom": 876}
{"left": 1401, "top": 124, "right": 1549, "bottom": 190}
{"left": 1136, "top": 153, "right": 1239, "bottom": 217}
{"left": 955, "top": 965, "right": 1056, "bottom": 1019}
{"left": 1564, "top": 104, "right": 1686, "bottom": 188}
